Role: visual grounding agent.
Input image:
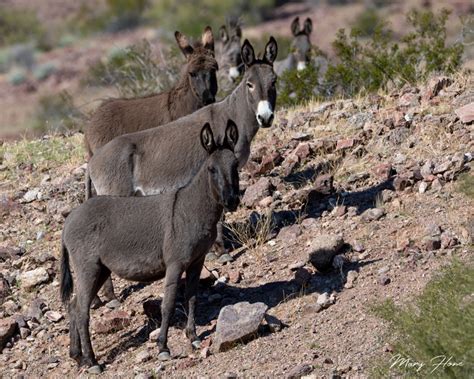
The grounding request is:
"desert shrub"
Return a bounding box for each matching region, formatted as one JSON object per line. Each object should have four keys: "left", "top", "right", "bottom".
{"left": 352, "top": 8, "right": 382, "bottom": 37}
{"left": 7, "top": 68, "right": 28, "bottom": 86}
{"left": 84, "top": 39, "right": 180, "bottom": 97}
{"left": 278, "top": 64, "right": 320, "bottom": 107}
{"left": 325, "top": 8, "right": 464, "bottom": 97}
{"left": 33, "top": 91, "right": 85, "bottom": 133}
{"left": 146, "top": 0, "right": 275, "bottom": 36}
{"left": 0, "top": 7, "right": 44, "bottom": 47}
{"left": 371, "top": 260, "right": 474, "bottom": 378}
{"left": 33, "top": 62, "right": 57, "bottom": 81}
{"left": 72, "top": 0, "right": 149, "bottom": 35}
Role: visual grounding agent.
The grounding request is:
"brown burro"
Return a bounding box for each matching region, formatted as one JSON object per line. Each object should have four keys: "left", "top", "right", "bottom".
{"left": 60, "top": 120, "right": 240, "bottom": 373}
{"left": 84, "top": 25, "right": 218, "bottom": 157}
{"left": 87, "top": 36, "right": 278, "bottom": 302}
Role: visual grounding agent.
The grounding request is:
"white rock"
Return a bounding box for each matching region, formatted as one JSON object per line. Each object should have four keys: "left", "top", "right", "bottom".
{"left": 19, "top": 268, "right": 49, "bottom": 290}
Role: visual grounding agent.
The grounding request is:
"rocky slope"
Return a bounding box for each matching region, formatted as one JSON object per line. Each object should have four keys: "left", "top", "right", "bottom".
{"left": 0, "top": 74, "right": 473, "bottom": 377}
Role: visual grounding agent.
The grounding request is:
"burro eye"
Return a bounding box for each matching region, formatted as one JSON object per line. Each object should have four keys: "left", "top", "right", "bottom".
{"left": 246, "top": 82, "right": 254, "bottom": 90}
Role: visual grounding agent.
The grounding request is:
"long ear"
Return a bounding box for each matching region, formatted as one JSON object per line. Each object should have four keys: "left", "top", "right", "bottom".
{"left": 225, "top": 119, "right": 239, "bottom": 151}
{"left": 264, "top": 37, "right": 278, "bottom": 65}
{"left": 291, "top": 17, "right": 300, "bottom": 36}
{"left": 202, "top": 26, "right": 214, "bottom": 52}
{"left": 304, "top": 18, "right": 313, "bottom": 35}
{"left": 200, "top": 123, "right": 216, "bottom": 154}
{"left": 235, "top": 24, "right": 242, "bottom": 38}
{"left": 219, "top": 25, "right": 229, "bottom": 43}
{"left": 241, "top": 39, "right": 255, "bottom": 67}
{"left": 175, "top": 31, "right": 194, "bottom": 57}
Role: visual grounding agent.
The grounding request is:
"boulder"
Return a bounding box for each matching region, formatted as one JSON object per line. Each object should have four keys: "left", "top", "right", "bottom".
{"left": 308, "top": 235, "right": 344, "bottom": 271}
{"left": 19, "top": 268, "right": 49, "bottom": 290}
{"left": 241, "top": 178, "right": 273, "bottom": 208}
{"left": 213, "top": 302, "right": 268, "bottom": 352}
{"left": 0, "top": 318, "right": 18, "bottom": 350}
{"left": 93, "top": 310, "right": 131, "bottom": 334}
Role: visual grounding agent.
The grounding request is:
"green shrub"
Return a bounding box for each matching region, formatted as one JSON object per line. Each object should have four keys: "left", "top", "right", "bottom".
{"left": 7, "top": 68, "right": 28, "bottom": 86}
{"left": 0, "top": 7, "right": 44, "bottom": 47}
{"left": 352, "top": 8, "right": 382, "bottom": 37}
{"left": 146, "top": 0, "right": 274, "bottom": 36}
{"left": 325, "top": 8, "right": 464, "bottom": 97}
{"left": 371, "top": 260, "right": 474, "bottom": 378}
{"left": 278, "top": 64, "right": 320, "bottom": 107}
{"left": 33, "top": 62, "right": 57, "bottom": 81}
{"left": 32, "top": 91, "right": 85, "bottom": 133}
{"left": 84, "top": 39, "right": 180, "bottom": 98}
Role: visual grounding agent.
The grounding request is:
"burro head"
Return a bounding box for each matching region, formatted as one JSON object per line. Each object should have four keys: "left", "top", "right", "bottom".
{"left": 200, "top": 120, "right": 240, "bottom": 212}
{"left": 218, "top": 20, "right": 243, "bottom": 82}
{"left": 175, "top": 26, "right": 219, "bottom": 105}
{"left": 240, "top": 37, "right": 278, "bottom": 128}
{"left": 290, "top": 17, "right": 313, "bottom": 71}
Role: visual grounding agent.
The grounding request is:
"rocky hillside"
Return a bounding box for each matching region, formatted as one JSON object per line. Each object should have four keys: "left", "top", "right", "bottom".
{"left": 0, "top": 74, "right": 473, "bottom": 377}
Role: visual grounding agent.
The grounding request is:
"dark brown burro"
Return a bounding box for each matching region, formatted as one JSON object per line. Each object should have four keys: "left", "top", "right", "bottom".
{"left": 84, "top": 26, "right": 218, "bottom": 157}
{"left": 60, "top": 121, "right": 240, "bottom": 373}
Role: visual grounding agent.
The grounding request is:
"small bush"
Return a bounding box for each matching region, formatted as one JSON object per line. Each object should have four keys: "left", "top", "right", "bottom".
{"left": 7, "top": 68, "right": 28, "bottom": 86}
{"left": 146, "top": 0, "right": 274, "bottom": 36}
{"left": 84, "top": 39, "right": 180, "bottom": 98}
{"left": 352, "top": 8, "right": 382, "bottom": 37}
{"left": 32, "top": 62, "right": 57, "bottom": 81}
{"left": 371, "top": 260, "right": 474, "bottom": 378}
{"left": 0, "top": 8, "right": 44, "bottom": 47}
{"left": 278, "top": 64, "right": 320, "bottom": 107}
{"left": 32, "top": 91, "right": 85, "bottom": 133}
{"left": 325, "top": 8, "right": 464, "bottom": 97}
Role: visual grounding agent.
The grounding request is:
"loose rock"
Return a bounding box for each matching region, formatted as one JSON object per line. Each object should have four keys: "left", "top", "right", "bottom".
{"left": 93, "top": 310, "right": 131, "bottom": 334}
{"left": 213, "top": 302, "right": 268, "bottom": 352}
{"left": 19, "top": 268, "right": 49, "bottom": 290}
{"left": 308, "top": 235, "right": 344, "bottom": 271}
{"left": 361, "top": 208, "right": 385, "bottom": 222}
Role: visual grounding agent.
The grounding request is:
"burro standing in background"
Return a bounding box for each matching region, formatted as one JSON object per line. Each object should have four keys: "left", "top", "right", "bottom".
{"left": 60, "top": 121, "right": 240, "bottom": 372}
{"left": 84, "top": 26, "right": 218, "bottom": 157}
{"left": 216, "top": 17, "right": 243, "bottom": 85}
{"left": 274, "top": 17, "right": 313, "bottom": 76}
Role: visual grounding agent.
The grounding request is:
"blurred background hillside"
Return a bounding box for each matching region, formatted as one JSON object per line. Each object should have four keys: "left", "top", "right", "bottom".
{"left": 0, "top": 0, "right": 472, "bottom": 139}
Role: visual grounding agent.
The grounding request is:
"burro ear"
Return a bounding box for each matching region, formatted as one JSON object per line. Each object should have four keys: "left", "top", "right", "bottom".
{"left": 225, "top": 119, "right": 239, "bottom": 151}
{"left": 175, "top": 31, "right": 194, "bottom": 57}
{"left": 241, "top": 39, "right": 255, "bottom": 67}
{"left": 235, "top": 24, "right": 242, "bottom": 38}
{"left": 304, "top": 17, "right": 313, "bottom": 35}
{"left": 291, "top": 17, "right": 300, "bottom": 36}
{"left": 200, "top": 123, "right": 216, "bottom": 154}
{"left": 264, "top": 36, "right": 278, "bottom": 65}
{"left": 219, "top": 25, "right": 229, "bottom": 43}
{"left": 202, "top": 26, "right": 214, "bottom": 52}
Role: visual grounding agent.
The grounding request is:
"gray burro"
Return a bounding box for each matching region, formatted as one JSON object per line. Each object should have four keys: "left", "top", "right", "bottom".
{"left": 60, "top": 120, "right": 240, "bottom": 372}
{"left": 86, "top": 37, "right": 278, "bottom": 301}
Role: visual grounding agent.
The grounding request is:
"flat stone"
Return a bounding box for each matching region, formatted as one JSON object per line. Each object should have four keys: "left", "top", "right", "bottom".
{"left": 136, "top": 350, "right": 151, "bottom": 363}
{"left": 213, "top": 302, "right": 268, "bottom": 352}
{"left": 21, "top": 189, "right": 41, "bottom": 203}
{"left": 93, "top": 310, "right": 130, "bottom": 334}
{"left": 455, "top": 102, "right": 474, "bottom": 124}
{"left": 44, "top": 311, "right": 63, "bottom": 323}
{"left": 361, "top": 208, "right": 385, "bottom": 222}
{"left": 19, "top": 268, "right": 49, "bottom": 290}
{"left": 241, "top": 178, "right": 273, "bottom": 208}
{"left": 287, "top": 363, "right": 313, "bottom": 378}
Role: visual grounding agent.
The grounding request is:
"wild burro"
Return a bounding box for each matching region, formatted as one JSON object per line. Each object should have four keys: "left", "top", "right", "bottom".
{"left": 274, "top": 17, "right": 313, "bottom": 75}
{"left": 84, "top": 26, "right": 218, "bottom": 157}
{"left": 216, "top": 17, "right": 243, "bottom": 85}
{"left": 88, "top": 37, "right": 277, "bottom": 198}
{"left": 60, "top": 121, "right": 240, "bottom": 372}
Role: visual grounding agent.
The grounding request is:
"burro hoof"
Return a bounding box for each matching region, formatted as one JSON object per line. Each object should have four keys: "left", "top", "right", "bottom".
{"left": 87, "top": 365, "right": 103, "bottom": 375}
{"left": 158, "top": 351, "right": 171, "bottom": 361}
{"left": 191, "top": 340, "right": 201, "bottom": 349}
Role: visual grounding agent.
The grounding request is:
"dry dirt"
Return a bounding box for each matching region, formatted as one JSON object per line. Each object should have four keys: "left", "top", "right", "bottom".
{"left": 0, "top": 72, "right": 473, "bottom": 377}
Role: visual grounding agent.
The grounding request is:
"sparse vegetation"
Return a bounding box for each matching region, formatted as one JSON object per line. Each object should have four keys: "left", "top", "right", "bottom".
{"left": 371, "top": 260, "right": 474, "bottom": 378}
{"left": 84, "top": 39, "right": 180, "bottom": 97}
{"left": 0, "top": 7, "right": 44, "bottom": 47}
{"left": 457, "top": 172, "right": 474, "bottom": 199}
{"left": 32, "top": 92, "right": 85, "bottom": 133}
{"left": 352, "top": 8, "right": 382, "bottom": 37}
{"left": 277, "top": 8, "right": 464, "bottom": 107}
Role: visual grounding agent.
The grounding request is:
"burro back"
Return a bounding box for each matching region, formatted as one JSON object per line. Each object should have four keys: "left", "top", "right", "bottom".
{"left": 60, "top": 120, "right": 240, "bottom": 372}
{"left": 87, "top": 37, "right": 278, "bottom": 199}
{"left": 84, "top": 26, "right": 218, "bottom": 157}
